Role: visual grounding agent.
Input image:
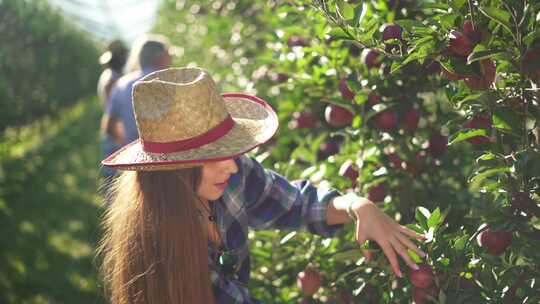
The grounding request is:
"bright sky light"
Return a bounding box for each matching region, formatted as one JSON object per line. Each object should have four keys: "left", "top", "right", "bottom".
{"left": 47, "top": 0, "right": 162, "bottom": 45}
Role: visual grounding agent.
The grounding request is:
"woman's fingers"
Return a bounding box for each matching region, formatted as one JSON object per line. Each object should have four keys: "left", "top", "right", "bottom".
{"left": 379, "top": 241, "right": 402, "bottom": 278}
{"left": 398, "top": 225, "right": 425, "bottom": 240}
{"left": 390, "top": 236, "right": 419, "bottom": 270}
{"left": 361, "top": 248, "right": 373, "bottom": 263}
{"left": 395, "top": 230, "right": 426, "bottom": 258}
{"left": 355, "top": 221, "right": 368, "bottom": 245}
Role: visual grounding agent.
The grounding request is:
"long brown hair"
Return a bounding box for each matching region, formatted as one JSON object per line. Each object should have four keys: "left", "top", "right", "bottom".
{"left": 97, "top": 168, "right": 215, "bottom": 304}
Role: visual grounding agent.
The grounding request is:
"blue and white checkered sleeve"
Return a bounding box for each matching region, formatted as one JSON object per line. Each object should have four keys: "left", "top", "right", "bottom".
{"left": 237, "top": 155, "right": 344, "bottom": 237}
{"left": 211, "top": 270, "right": 260, "bottom": 304}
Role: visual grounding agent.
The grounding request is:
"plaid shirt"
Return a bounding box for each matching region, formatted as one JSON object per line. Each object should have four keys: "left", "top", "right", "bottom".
{"left": 208, "top": 155, "right": 344, "bottom": 303}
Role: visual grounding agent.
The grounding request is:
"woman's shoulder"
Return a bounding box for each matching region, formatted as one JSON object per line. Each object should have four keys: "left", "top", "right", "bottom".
{"left": 233, "top": 154, "right": 261, "bottom": 171}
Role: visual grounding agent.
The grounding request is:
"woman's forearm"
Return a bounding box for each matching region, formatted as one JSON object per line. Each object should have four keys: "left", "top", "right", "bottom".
{"left": 326, "top": 193, "right": 367, "bottom": 225}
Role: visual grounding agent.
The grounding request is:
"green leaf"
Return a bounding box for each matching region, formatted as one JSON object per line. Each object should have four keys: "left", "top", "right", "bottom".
{"left": 407, "top": 249, "right": 422, "bottom": 264}
{"left": 340, "top": 2, "right": 355, "bottom": 20}
{"left": 328, "top": 27, "right": 350, "bottom": 40}
{"left": 493, "top": 107, "right": 521, "bottom": 135}
{"left": 449, "top": 0, "right": 467, "bottom": 9}
{"left": 412, "top": 35, "right": 435, "bottom": 46}
{"left": 438, "top": 12, "right": 460, "bottom": 29}
{"left": 477, "top": 152, "right": 497, "bottom": 161}
{"left": 533, "top": 217, "right": 540, "bottom": 230}
{"left": 454, "top": 235, "right": 468, "bottom": 251}
{"left": 427, "top": 208, "right": 442, "bottom": 228}
{"left": 362, "top": 17, "right": 379, "bottom": 36}
{"left": 420, "top": 3, "right": 449, "bottom": 10}
{"left": 352, "top": 115, "right": 362, "bottom": 128}
{"left": 455, "top": 92, "right": 485, "bottom": 107}
{"left": 395, "top": 20, "right": 425, "bottom": 32}
{"left": 333, "top": 248, "right": 363, "bottom": 261}
{"left": 523, "top": 29, "right": 540, "bottom": 47}
{"left": 449, "top": 129, "right": 488, "bottom": 145}
{"left": 391, "top": 51, "right": 426, "bottom": 73}
{"left": 352, "top": 3, "right": 364, "bottom": 27}
{"left": 467, "top": 49, "right": 504, "bottom": 64}
{"left": 440, "top": 57, "right": 476, "bottom": 77}
{"left": 478, "top": 7, "right": 515, "bottom": 39}
{"left": 469, "top": 166, "right": 510, "bottom": 188}
{"left": 410, "top": 27, "right": 437, "bottom": 35}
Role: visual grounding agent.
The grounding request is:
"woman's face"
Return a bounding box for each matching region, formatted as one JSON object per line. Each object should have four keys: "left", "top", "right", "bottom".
{"left": 197, "top": 158, "right": 238, "bottom": 201}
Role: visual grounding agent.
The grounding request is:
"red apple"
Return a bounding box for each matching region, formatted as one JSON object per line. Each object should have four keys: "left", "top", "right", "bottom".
{"left": 387, "top": 152, "right": 404, "bottom": 169}
{"left": 325, "top": 104, "right": 354, "bottom": 127}
{"left": 464, "top": 115, "right": 491, "bottom": 145}
{"left": 427, "top": 133, "right": 448, "bottom": 158}
{"left": 317, "top": 136, "right": 343, "bottom": 161}
{"left": 477, "top": 228, "right": 512, "bottom": 256}
{"left": 368, "top": 183, "right": 387, "bottom": 203}
{"left": 373, "top": 108, "right": 398, "bottom": 132}
{"left": 270, "top": 72, "right": 288, "bottom": 83}
{"left": 424, "top": 61, "right": 441, "bottom": 75}
{"left": 409, "top": 263, "right": 435, "bottom": 288}
{"left": 458, "top": 277, "right": 477, "bottom": 290}
{"left": 289, "top": 111, "right": 318, "bottom": 130}
{"left": 338, "top": 290, "right": 353, "bottom": 304}
{"left": 366, "top": 92, "right": 382, "bottom": 108}
{"left": 464, "top": 59, "right": 496, "bottom": 90}
{"left": 339, "top": 78, "right": 355, "bottom": 101}
{"left": 402, "top": 107, "right": 420, "bottom": 132}
{"left": 287, "top": 35, "right": 309, "bottom": 47}
{"left": 381, "top": 23, "right": 403, "bottom": 41}
{"left": 297, "top": 268, "right": 323, "bottom": 296}
{"left": 339, "top": 160, "right": 359, "bottom": 186}
{"left": 521, "top": 45, "right": 540, "bottom": 78}
{"left": 449, "top": 30, "right": 473, "bottom": 56}
{"left": 362, "top": 49, "right": 382, "bottom": 69}
{"left": 412, "top": 286, "right": 438, "bottom": 304}
{"left": 462, "top": 20, "right": 474, "bottom": 35}
{"left": 462, "top": 20, "right": 486, "bottom": 44}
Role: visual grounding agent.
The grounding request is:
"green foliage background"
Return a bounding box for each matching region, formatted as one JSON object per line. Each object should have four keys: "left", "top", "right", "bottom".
{"left": 0, "top": 0, "right": 100, "bottom": 132}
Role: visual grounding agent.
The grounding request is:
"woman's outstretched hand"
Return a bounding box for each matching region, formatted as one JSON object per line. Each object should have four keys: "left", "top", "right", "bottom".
{"left": 350, "top": 197, "right": 426, "bottom": 278}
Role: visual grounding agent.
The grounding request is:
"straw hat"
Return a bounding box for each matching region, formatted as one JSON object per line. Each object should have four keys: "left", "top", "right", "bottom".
{"left": 102, "top": 67, "right": 279, "bottom": 171}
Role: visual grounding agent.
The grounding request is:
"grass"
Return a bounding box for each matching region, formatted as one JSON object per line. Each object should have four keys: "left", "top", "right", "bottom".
{"left": 0, "top": 98, "right": 106, "bottom": 303}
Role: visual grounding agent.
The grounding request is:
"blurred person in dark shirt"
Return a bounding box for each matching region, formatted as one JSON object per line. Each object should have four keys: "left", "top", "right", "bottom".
{"left": 97, "top": 39, "right": 128, "bottom": 109}
{"left": 99, "top": 34, "right": 171, "bottom": 179}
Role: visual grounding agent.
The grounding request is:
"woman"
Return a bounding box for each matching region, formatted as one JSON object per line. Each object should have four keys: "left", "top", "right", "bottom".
{"left": 98, "top": 67, "right": 425, "bottom": 303}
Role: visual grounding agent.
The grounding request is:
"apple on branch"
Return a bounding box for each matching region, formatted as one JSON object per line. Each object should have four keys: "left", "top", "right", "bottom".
{"left": 381, "top": 23, "right": 403, "bottom": 41}
{"left": 464, "top": 115, "right": 491, "bottom": 145}
{"left": 297, "top": 267, "right": 323, "bottom": 296}
{"left": 325, "top": 104, "right": 354, "bottom": 128}
{"left": 339, "top": 78, "right": 355, "bottom": 101}
{"left": 476, "top": 227, "right": 512, "bottom": 256}
{"left": 362, "top": 48, "right": 382, "bottom": 69}
{"left": 409, "top": 263, "right": 435, "bottom": 289}
{"left": 373, "top": 108, "right": 398, "bottom": 132}
{"left": 448, "top": 30, "right": 473, "bottom": 57}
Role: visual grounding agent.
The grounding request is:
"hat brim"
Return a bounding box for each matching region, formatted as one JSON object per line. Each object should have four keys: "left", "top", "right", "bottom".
{"left": 101, "top": 93, "right": 278, "bottom": 171}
